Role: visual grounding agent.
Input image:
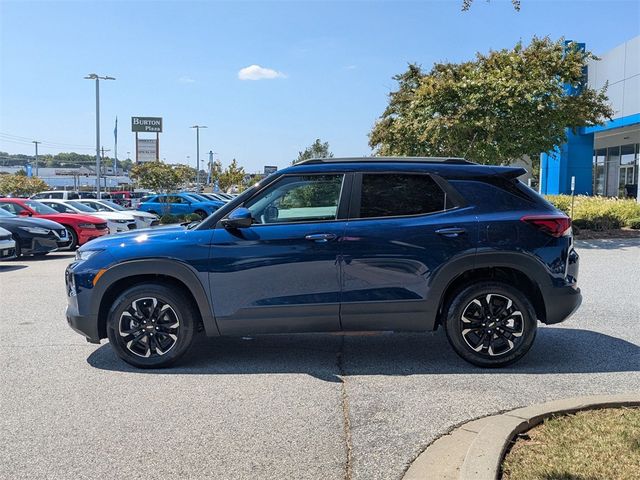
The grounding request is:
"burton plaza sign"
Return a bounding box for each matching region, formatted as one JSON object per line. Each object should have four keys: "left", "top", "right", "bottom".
{"left": 131, "top": 117, "right": 163, "bottom": 133}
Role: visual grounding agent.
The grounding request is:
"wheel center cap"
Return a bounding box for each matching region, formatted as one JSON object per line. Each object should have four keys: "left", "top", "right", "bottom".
{"left": 145, "top": 324, "right": 155, "bottom": 331}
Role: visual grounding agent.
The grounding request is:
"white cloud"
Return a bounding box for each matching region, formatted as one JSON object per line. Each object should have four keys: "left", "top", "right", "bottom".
{"left": 238, "top": 65, "right": 286, "bottom": 81}
{"left": 178, "top": 76, "right": 195, "bottom": 84}
{"left": 345, "top": 65, "right": 357, "bottom": 70}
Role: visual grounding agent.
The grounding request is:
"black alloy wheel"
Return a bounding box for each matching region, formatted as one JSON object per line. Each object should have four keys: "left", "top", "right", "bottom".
{"left": 444, "top": 282, "right": 537, "bottom": 367}
{"left": 106, "top": 283, "right": 197, "bottom": 368}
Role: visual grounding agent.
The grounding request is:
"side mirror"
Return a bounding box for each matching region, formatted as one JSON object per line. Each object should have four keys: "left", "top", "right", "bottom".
{"left": 222, "top": 207, "right": 253, "bottom": 229}
{"left": 19, "top": 210, "right": 31, "bottom": 217}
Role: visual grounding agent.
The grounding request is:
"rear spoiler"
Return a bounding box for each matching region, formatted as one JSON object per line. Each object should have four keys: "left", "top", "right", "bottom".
{"left": 490, "top": 166, "right": 527, "bottom": 179}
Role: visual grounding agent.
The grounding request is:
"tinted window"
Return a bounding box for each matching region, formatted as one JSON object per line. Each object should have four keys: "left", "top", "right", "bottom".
{"left": 359, "top": 174, "right": 446, "bottom": 218}
{"left": 247, "top": 174, "right": 343, "bottom": 224}
{"left": 0, "top": 203, "right": 24, "bottom": 215}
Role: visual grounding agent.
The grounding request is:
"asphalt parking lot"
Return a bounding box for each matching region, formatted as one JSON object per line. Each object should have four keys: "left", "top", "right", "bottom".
{"left": 1, "top": 239, "right": 639, "bottom": 480}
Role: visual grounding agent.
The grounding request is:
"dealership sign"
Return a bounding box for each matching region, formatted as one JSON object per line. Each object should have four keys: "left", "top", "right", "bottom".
{"left": 131, "top": 117, "right": 163, "bottom": 133}
{"left": 137, "top": 138, "right": 157, "bottom": 162}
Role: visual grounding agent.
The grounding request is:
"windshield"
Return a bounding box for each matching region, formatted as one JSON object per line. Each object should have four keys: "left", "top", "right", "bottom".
{"left": 24, "top": 200, "right": 58, "bottom": 214}
{"left": 99, "top": 200, "right": 125, "bottom": 211}
{"left": 0, "top": 207, "right": 15, "bottom": 217}
{"left": 66, "top": 201, "right": 98, "bottom": 212}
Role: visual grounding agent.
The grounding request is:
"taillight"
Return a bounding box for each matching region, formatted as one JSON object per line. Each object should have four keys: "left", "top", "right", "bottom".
{"left": 521, "top": 215, "right": 571, "bottom": 237}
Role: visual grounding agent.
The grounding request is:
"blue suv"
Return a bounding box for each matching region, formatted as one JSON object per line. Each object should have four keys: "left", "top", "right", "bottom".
{"left": 137, "top": 193, "right": 224, "bottom": 218}
{"left": 65, "top": 157, "right": 581, "bottom": 368}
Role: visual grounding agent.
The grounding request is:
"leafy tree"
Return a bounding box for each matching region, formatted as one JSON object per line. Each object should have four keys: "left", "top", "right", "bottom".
{"left": 294, "top": 139, "right": 333, "bottom": 164}
{"left": 209, "top": 159, "right": 223, "bottom": 188}
{"left": 130, "top": 162, "right": 188, "bottom": 192}
{"left": 218, "top": 159, "right": 245, "bottom": 192}
{"left": 0, "top": 174, "right": 48, "bottom": 196}
{"left": 462, "top": 0, "right": 521, "bottom": 11}
{"left": 173, "top": 164, "right": 197, "bottom": 188}
{"left": 369, "top": 37, "right": 613, "bottom": 166}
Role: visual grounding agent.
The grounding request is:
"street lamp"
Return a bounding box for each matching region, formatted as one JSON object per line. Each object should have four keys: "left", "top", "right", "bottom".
{"left": 190, "top": 125, "right": 207, "bottom": 192}
{"left": 84, "top": 73, "right": 115, "bottom": 199}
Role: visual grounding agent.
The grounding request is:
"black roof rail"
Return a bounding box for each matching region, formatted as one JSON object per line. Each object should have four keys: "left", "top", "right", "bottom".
{"left": 297, "top": 156, "right": 476, "bottom": 165}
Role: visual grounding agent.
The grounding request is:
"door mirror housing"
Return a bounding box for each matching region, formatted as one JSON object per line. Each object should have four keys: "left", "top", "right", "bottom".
{"left": 222, "top": 207, "right": 253, "bottom": 229}
{"left": 19, "top": 210, "right": 31, "bottom": 217}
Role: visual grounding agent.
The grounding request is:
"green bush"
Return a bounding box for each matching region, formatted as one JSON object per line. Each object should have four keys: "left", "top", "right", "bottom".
{"left": 184, "top": 213, "right": 203, "bottom": 222}
{"left": 545, "top": 195, "right": 640, "bottom": 230}
{"left": 627, "top": 218, "right": 640, "bottom": 230}
{"left": 159, "top": 214, "right": 180, "bottom": 224}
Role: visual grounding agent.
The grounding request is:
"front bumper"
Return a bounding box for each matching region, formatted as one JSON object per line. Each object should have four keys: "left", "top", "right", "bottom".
{"left": 65, "top": 265, "right": 101, "bottom": 343}
{"left": 0, "top": 238, "right": 17, "bottom": 260}
{"left": 78, "top": 228, "right": 109, "bottom": 245}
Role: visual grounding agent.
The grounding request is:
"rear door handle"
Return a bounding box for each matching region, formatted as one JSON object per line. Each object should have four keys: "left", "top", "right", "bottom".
{"left": 305, "top": 233, "right": 337, "bottom": 243}
{"left": 435, "top": 227, "right": 466, "bottom": 238}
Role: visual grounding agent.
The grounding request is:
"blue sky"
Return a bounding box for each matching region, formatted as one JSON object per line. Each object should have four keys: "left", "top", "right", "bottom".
{"left": 1, "top": 0, "right": 639, "bottom": 172}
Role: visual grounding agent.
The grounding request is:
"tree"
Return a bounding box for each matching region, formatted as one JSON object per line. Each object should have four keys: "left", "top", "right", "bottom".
{"left": 209, "top": 159, "right": 223, "bottom": 188}
{"left": 294, "top": 139, "right": 333, "bottom": 164}
{"left": 0, "top": 174, "right": 48, "bottom": 196}
{"left": 369, "top": 37, "right": 613, "bottom": 166}
{"left": 129, "top": 162, "right": 187, "bottom": 192}
{"left": 218, "top": 159, "right": 245, "bottom": 192}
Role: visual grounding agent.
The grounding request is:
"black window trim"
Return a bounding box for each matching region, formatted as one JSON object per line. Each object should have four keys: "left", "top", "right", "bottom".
{"left": 348, "top": 171, "right": 466, "bottom": 222}
{"left": 240, "top": 172, "right": 353, "bottom": 227}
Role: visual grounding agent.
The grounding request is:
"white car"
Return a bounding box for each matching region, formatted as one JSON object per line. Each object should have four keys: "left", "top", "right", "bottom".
{"left": 38, "top": 199, "right": 137, "bottom": 234}
{"left": 75, "top": 199, "right": 160, "bottom": 229}
{"left": 0, "top": 226, "right": 17, "bottom": 260}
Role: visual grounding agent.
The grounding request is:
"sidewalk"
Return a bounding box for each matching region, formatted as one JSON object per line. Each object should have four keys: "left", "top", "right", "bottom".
{"left": 402, "top": 393, "right": 640, "bottom": 480}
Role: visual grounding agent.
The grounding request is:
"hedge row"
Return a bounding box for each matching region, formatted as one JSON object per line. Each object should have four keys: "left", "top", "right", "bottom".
{"left": 545, "top": 195, "right": 640, "bottom": 231}
{"left": 159, "top": 213, "right": 203, "bottom": 225}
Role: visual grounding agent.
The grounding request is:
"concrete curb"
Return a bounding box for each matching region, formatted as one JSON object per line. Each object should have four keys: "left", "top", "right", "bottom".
{"left": 403, "top": 393, "right": 640, "bottom": 480}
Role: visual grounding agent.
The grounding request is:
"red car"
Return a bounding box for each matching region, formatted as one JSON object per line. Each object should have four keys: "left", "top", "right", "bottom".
{"left": 0, "top": 198, "right": 109, "bottom": 249}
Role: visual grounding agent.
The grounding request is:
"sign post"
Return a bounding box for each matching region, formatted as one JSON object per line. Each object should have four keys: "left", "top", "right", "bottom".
{"left": 132, "top": 117, "right": 163, "bottom": 163}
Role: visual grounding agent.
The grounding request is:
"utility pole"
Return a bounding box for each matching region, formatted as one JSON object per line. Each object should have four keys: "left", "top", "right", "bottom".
{"left": 190, "top": 125, "right": 207, "bottom": 192}
{"left": 84, "top": 73, "right": 115, "bottom": 199}
{"left": 32, "top": 141, "right": 40, "bottom": 176}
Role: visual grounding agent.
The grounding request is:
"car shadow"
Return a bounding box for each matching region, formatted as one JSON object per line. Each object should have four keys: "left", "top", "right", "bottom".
{"left": 0, "top": 264, "right": 27, "bottom": 272}
{"left": 87, "top": 327, "right": 639, "bottom": 381}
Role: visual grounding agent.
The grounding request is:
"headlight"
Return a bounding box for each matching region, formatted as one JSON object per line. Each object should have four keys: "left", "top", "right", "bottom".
{"left": 75, "top": 250, "right": 101, "bottom": 261}
{"left": 114, "top": 219, "right": 129, "bottom": 224}
{"left": 19, "top": 226, "right": 51, "bottom": 235}
{"left": 77, "top": 223, "right": 97, "bottom": 229}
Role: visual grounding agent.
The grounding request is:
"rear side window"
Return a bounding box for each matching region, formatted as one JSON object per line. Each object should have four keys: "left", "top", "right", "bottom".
{"left": 358, "top": 173, "right": 447, "bottom": 218}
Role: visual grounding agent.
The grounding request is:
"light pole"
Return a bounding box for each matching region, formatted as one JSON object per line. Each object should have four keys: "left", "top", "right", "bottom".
{"left": 190, "top": 125, "right": 207, "bottom": 192}
{"left": 84, "top": 73, "right": 115, "bottom": 198}
{"left": 32, "top": 141, "right": 40, "bottom": 176}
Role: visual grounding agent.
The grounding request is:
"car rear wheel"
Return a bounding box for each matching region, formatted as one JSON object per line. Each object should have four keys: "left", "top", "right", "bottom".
{"left": 64, "top": 227, "right": 78, "bottom": 250}
{"left": 106, "top": 283, "right": 197, "bottom": 368}
{"left": 443, "top": 282, "right": 537, "bottom": 368}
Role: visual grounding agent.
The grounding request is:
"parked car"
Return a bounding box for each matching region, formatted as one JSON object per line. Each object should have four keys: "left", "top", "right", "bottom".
{"left": 38, "top": 199, "right": 137, "bottom": 234}
{"left": 200, "top": 193, "right": 229, "bottom": 203}
{"left": 0, "top": 198, "right": 108, "bottom": 249}
{"left": 74, "top": 199, "right": 159, "bottom": 229}
{"left": 0, "top": 208, "right": 70, "bottom": 256}
{"left": 108, "top": 191, "right": 149, "bottom": 209}
{"left": 137, "top": 193, "right": 223, "bottom": 219}
{"left": 0, "top": 226, "right": 17, "bottom": 260}
{"left": 31, "top": 191, "right": 100, "bottom": 201}
{"left": 65, "top": 157, "right": 581, "bottom": 369}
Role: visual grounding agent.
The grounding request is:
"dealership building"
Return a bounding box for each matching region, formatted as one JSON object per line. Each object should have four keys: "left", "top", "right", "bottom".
{"left": 540, "top": 35, "right": 639, "bottom": 198}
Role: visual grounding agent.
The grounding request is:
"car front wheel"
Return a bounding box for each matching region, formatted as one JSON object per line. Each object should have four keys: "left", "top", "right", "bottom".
{"left": 106, "top": 283, "right": 198, "bottom": 368}
{"left": 443, "top": 282, "right": 537, "bottom": 368}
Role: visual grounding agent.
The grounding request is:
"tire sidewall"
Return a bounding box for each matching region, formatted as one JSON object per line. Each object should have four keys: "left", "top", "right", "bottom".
{"left": 106, "top": 283, "right": 196, "bottom": 368}
{"left": 444, "top": 282, "right": 537, "bottom": 368}
{"left": 65, "top": 226, "right": 78, "bottom": 250}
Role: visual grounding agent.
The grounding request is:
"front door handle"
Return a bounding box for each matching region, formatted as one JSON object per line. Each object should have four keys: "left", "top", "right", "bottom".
{"left": 435, "top": 227, "right": 466, "bottom": 238}
{"left": 305, "top": 233, "right": 337, "bottom": 243}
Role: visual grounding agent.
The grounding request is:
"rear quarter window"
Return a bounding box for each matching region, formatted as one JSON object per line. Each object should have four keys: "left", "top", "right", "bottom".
{"left": 449, "top": 179, "right": 537, "bottom": 211}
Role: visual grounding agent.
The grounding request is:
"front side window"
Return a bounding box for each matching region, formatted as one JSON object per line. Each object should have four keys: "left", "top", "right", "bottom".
{"left": 358, "top": 173, "right": 447, "bottom": 218}
{"left": 246, "top": 174, "right": 344, "bottom": 224}
{"left": 24, "top": 200, "right": 58, "bottom": 214}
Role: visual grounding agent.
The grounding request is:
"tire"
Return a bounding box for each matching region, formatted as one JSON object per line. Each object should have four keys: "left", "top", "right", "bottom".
{"left": 64, "top": 226, "right": 78, "bottom": 250}
{"left": 106, "top": 283, "right": 198, "bottom": 368}
{"left": 443, "top": 282, "right": 537, "bottom": 368}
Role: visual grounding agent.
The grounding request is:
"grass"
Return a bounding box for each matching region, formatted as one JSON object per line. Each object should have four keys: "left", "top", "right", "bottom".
{"left": 501, "top": 407, "right": 640, "bottom": 480}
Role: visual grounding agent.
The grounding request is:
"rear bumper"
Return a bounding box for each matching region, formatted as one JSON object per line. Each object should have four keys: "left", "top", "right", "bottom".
{"left": 543, "top": 286, "right": 582, "bottom": 324}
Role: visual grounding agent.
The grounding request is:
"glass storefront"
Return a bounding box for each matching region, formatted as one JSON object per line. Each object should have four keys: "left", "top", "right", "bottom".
{"left": 593, "top": 143, "right": 639, "bottom": 197}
